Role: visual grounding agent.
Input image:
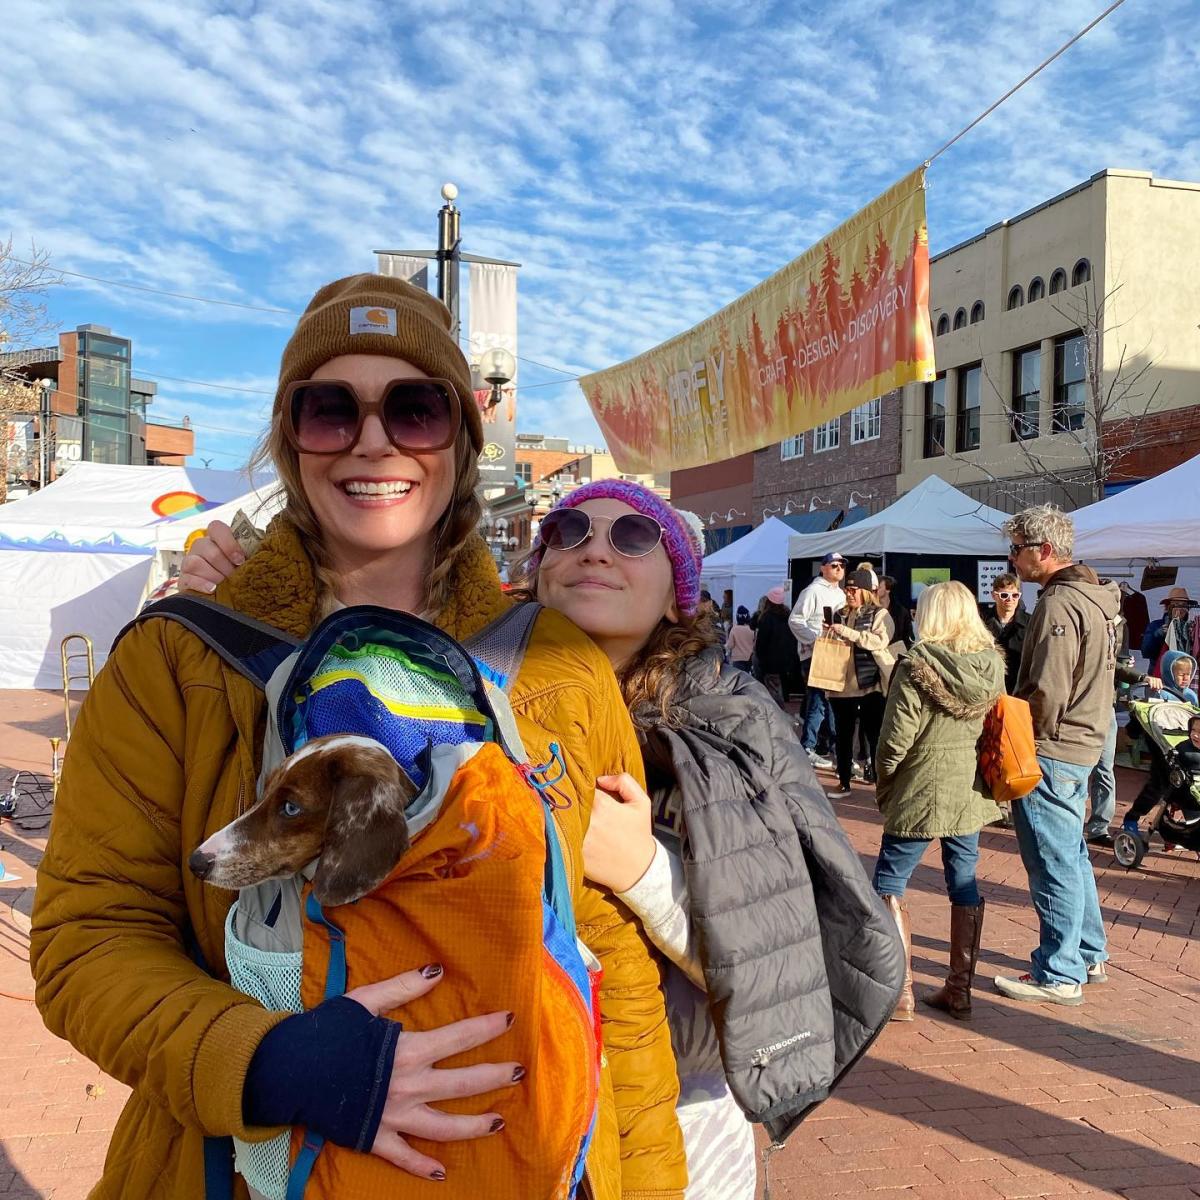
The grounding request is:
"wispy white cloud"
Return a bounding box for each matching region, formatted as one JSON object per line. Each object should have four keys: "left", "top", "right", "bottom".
{"left": 2, "top": 0, "right": 1195, "bottom": 446}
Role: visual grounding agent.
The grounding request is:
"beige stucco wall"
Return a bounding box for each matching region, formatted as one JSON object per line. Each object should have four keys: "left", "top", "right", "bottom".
{"left": 896, "top": 169, "right": 1200, "bottom": 498}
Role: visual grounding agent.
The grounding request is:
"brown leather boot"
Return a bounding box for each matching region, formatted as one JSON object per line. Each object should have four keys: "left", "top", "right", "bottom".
{"left": 880, "top": 894, "right": 914, "bottom": 1021}
{"left": 925, "top": 899, "right": 985, "bottom": 1021}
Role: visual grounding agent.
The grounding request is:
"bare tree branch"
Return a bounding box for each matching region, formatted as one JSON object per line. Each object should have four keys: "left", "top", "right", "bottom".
{"left": 0, "top": 238, "right": 61, "bottom": 501}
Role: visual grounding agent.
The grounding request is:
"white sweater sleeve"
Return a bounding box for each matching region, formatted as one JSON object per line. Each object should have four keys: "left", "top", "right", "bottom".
{"left": 616, "top": 838, "right": 706, "bottom": 990}
{"left": 788, "top": 586, "right": 823, "bottom": 647}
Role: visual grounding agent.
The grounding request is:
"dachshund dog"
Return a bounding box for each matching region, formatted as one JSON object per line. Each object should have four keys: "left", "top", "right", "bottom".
{"left": 189, "top": 735, "right": 418, "bottom": 907}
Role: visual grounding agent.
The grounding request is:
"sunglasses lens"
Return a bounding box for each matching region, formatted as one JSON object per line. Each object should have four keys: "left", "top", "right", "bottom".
{"left": 384, "top": 382, "right": 455, "bottom": 451}
{"left": 540, "top": 509, "right": 590, "bottom": 552}
{"left": 290, "top": 383, "right": 359, "bottom": 452}
{"left": 610, "top": 513, "right": 663, "bottom": 557}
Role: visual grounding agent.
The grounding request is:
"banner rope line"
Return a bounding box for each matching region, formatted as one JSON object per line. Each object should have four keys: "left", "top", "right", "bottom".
{"left": 925, "top": 0, "right": 1128, "bottom": 166}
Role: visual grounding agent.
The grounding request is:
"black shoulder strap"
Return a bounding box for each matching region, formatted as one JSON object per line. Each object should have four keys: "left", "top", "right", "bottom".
{"left": 463, "top": 602, "right": 542, "bottom": 695}
{"left": 113, "top": 594, "right": 302, "bottom": 690}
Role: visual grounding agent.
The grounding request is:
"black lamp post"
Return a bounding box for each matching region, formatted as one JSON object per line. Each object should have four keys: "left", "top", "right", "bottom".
{"left": 436, "top": 183, "right": 462, "bottom": 338}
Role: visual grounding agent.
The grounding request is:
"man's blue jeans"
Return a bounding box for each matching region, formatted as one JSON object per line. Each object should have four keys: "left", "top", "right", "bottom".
{"left": 1012, "top": 755, "right": 1108, "bottom": 985}
{"left": 1086, "top": 712, "right": 1118, "bottom": 836}
{"left": 800, "top": 659, "right": 836, "bottom": 750}
{"left": 873, "top": 833, "right": 981, "bottom": 905}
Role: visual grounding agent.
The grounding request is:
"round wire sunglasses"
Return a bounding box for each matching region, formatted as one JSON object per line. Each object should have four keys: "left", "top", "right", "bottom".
{"left": 538, "top": 508, "right": 665, "bottom": 558}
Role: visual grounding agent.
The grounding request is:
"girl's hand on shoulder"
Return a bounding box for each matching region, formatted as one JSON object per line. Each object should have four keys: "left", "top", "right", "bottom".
{"left": 584, "top": 773, "right": 656, "bottom": 894}
{"left": 178, "top": 520, "right": 243, "bottom": 594}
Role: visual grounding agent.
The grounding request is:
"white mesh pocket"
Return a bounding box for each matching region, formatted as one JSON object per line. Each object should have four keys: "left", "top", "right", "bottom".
{"left": 225, "top": 903, "right": 304, "bottom": 1200}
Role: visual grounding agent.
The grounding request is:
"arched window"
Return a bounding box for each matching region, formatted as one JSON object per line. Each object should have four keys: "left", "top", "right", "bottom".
{"left": 1007, "top": 285, "right": 1024, "bottom": 310}
{"left": 1028, "top": 276, "right": 1045, "bottom": 302}
{"left": 952, "top": 307, "right": 967, "bottom": 331}
{"left": 1072, "top": 258, "right": 1091, "bottom": 287}
{"left": 1049, "top": 268, "right": 1067, "bottom": 295}
{"left": 936, "top": 313, "right": 950, "bottom": 336}
{"left": 970, "top": 301, "right": 985, "bottom": 324}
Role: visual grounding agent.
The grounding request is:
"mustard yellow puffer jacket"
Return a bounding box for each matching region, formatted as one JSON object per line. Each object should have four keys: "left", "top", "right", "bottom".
{"left": 30, "top": 524, "right": 686, "bottom": 1200}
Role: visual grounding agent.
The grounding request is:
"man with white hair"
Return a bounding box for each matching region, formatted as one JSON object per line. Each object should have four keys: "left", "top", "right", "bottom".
{"left": 994, "top": 505, "right": 1118, "bottom": 1006}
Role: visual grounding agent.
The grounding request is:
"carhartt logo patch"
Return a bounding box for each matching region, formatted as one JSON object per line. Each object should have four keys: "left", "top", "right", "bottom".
{"left": 1051, "top": 623, "right": 1066, "bottom": 636}
{"left": 349, "top": 306, "right": 396, "bottom": 335}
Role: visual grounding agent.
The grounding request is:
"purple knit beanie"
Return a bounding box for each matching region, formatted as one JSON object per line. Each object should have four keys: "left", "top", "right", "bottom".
{"left": 530, "top": 480, "right": 705, "bottom": 616}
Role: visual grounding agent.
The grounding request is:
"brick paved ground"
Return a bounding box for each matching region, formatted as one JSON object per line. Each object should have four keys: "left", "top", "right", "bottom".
{"left": 2, "top": 688, "right": 1198, "bottom": 1199}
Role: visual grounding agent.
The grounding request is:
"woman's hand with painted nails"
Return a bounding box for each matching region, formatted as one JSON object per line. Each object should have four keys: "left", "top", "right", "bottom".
{"left": 177, "top": 520, "right": 243, "bottom": 594}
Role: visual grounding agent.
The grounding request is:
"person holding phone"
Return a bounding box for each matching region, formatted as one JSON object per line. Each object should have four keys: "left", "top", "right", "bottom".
{"left": 788, "top": 553, "right": 847, "bottom": 769}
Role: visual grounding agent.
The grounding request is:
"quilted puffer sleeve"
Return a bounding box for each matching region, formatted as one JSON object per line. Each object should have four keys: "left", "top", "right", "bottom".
{"left": 29, "top": 621, "right": 289, "bottom": 1141}
{"left": 558, "top": 645, "right": 686, "bottom": 1200}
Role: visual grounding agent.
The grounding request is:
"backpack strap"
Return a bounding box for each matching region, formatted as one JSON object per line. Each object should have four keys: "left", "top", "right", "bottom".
{"left": 464, "top": 602, "right": 542, "bottom": 695}
{"left": 113, "top": 594, "right": 302, "bottom": 690}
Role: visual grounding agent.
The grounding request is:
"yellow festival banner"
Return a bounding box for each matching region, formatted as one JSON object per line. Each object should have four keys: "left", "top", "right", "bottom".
{"left": 580, "top": 168, "right": 935, "bottom": 473}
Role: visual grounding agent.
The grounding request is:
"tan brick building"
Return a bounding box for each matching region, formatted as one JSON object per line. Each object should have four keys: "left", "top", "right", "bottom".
{"left": 899, "top": 168, "right": 1200, "bottom": 510}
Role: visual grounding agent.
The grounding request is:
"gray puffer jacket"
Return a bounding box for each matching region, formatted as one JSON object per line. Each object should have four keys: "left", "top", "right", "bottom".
{"left": 637, "top": 648, "right": 905, "bottom": 1144}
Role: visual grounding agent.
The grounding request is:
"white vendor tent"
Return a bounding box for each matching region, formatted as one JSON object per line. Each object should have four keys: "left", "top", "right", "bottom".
{"left": 1074, "top": 453, "right": 1200, "bottom": 565}
{"left": 701, "top": 516, "right": 793, "bottom": 614}
{"left": 787, "top": 476, "right": 1011, "bottom": 560}
{"left": 0, "top": 464, "right": 264, "bottom": 689}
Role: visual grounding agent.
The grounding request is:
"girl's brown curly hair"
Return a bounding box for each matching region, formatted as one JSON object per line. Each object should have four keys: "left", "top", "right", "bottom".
{"left": 509, "top": 552, "right": 719, "bottom": 727}
{"left": 252, "top": 414, "right": 481, "bottom": 618}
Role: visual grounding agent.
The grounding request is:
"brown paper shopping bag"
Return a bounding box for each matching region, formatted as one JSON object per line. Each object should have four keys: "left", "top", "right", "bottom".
{"left": 808, "top": 635, "right": 851, "bottom": 692}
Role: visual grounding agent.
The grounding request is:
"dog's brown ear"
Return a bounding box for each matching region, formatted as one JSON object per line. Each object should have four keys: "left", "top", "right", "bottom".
{"left": 312, "top": 754, "right": 415, "bottom": 907}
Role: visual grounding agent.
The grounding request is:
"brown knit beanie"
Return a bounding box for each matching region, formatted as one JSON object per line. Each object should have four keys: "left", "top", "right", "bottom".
{"left": 274, "top": 273, "right": 482, "bottom": 452}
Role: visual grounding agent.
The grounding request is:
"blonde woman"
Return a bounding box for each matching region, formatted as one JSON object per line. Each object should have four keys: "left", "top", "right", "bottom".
{"left": 873, "top": 581, "right": 1004, "bottom": 1021}
{"left": 825, "top": 568, "right": 894, "bottom": 799}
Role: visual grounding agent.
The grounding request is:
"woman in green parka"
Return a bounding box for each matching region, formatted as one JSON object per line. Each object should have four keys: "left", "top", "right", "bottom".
{"left": 872, "top": 580, "right": 1004, "bottom": 1022}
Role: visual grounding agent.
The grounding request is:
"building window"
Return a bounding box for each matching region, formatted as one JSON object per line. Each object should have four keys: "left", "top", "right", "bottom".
{"left": 1053, "top": 333, "right": 1087, "bottom": 433}
{"left": 1028, "top": 276, "right": 1045, "bottom": 302}
{"left": 1049, "top": 268, "right": 1067, "bottom": 295}
{"left": 923, "top": 376, "right": 946, "bottom": 459}
{"left": 1007, "top": 285, "right": 1024, "bottom": 310}
{"left": 813, "top": 418, "right": 840, "bottom": 453}
{"left": 1011, "top": 345, "right": 1040, "bottom": 441}
{"left": 780, "top": 434, "right": 804, "bottom": 460}
{"left": 850, "top": 397, "right": 881, "bottom": 443}
{"left": 1072, "top": 258, "right": 1091, "bottom": 286}
{"left": 952, "top": 307, "right": 967, "bottom": 331}
{"left": 935, "top": 313, "right": 950, "bottom": 336}
{"left": 956, "top": 363, "right": 982, "bottom": 452}
{"left": 970, "top": 301, "right": 985, "bottom": 324}
{"left": 517, "top": 462, "right": 533, "bottom": 483}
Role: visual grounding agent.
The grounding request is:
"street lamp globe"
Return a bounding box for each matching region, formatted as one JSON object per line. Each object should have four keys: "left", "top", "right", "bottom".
{"left": 480, "top": 347, "right": 516, "bottom": 386}
{"left": 441, "top": 182, "right": 459, "bottom": 203}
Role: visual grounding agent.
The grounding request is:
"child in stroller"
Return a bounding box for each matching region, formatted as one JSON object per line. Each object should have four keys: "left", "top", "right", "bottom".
{"left": 1114, "top": 703, "right": 1200, "bottom": 868}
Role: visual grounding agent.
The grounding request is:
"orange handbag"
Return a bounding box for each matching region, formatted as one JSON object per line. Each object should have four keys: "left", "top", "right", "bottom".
{"left": 978, "top": 694, "right": 1042, "bottom": 803}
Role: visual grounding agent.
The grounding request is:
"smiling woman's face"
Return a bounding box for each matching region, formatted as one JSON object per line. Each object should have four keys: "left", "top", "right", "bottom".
{"left": 535, "top": 498, "right": 678, "bottom": 668}
{"left": 296, "top": 354, "right": 456, "bottom": 570}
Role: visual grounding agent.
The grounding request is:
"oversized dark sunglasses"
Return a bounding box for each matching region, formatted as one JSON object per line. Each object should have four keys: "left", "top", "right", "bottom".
{"left": 281, "top": 378, "right": 461, "bottom": 455}
{"left": 538, "top": 508, "right": 664, "bottom": 558}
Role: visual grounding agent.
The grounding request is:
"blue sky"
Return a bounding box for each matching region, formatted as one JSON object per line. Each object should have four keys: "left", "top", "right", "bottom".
{"left": 3, "top": 0, "right": 1197, "bottom": 472}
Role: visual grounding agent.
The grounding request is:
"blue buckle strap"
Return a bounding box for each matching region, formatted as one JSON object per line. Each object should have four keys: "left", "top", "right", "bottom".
{"left": 285, "top": 1132, "right": 327, "bottom": 1200}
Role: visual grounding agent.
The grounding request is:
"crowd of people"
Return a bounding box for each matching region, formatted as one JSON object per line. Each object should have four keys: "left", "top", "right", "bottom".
{"left": 25, "top": 270, "right": 1196, "bottom": 1200}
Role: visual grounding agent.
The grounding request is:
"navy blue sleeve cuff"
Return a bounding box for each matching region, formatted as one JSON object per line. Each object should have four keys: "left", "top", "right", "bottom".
{"left": 243, "top": 995, "right": 400, "bottom": 1152}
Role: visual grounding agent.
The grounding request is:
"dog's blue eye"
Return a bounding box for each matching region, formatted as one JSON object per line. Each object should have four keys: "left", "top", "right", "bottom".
{"left": 281, "top": 800, "right": 303, "bottom": 818}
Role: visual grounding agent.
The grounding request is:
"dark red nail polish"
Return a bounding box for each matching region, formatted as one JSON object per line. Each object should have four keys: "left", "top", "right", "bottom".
{"left": 505, "top": 1011, "right": 515, "bottom": 1027}
{"left": 490, "top": 1118, "right": 505, "bottom": 1133}
{"left": 430, "top": 1168, "right": 446, "bottom": 1181}
{"left": 512, "top": 1065, "right": 525, "bottom": 1082}
{"left": 420, "top": 963, "right": 443, "bottom": 979}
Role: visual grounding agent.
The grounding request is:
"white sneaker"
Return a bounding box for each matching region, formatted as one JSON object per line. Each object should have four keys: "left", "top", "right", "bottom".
{"left": 851, "top": 761, "right": 865, "bottom": 780}
{"left": 808, "top": 752, "right": 833, "bottom": 771}
{"left": 827, "top": 787, "right": 852, "bottom": 800}
{"left": 994, "top": 972, "right": 1083, "bottom": 1006}
{"left": 1085, "top": 962, "right": 1108, "bottom": 984}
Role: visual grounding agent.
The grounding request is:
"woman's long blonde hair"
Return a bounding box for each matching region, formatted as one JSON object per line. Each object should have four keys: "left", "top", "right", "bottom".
{"left": 253, "top": 417, "right": 482, "bottom": 618}
{"left": 915, "top": 580, "right": 996, "bottom": 654}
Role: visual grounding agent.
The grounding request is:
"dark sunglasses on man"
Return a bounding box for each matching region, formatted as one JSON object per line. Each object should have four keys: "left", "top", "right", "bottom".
{"left": 281, "top": 378, "right": 462, "bottom": 454}
{"left": 538, "top": 508, "right": 664, "bottom": 558}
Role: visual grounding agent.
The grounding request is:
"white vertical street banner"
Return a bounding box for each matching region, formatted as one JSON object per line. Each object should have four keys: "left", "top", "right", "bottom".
{"left": 468, "top": 262, "right": 519, "bottom": 497}
{"left": 375, "top": 253, "right": 430, "bottom": 292}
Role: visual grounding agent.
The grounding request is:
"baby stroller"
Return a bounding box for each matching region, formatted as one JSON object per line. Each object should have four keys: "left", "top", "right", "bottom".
{"left": 1113, "top": 698, "right": 1200, "bottom": 868}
